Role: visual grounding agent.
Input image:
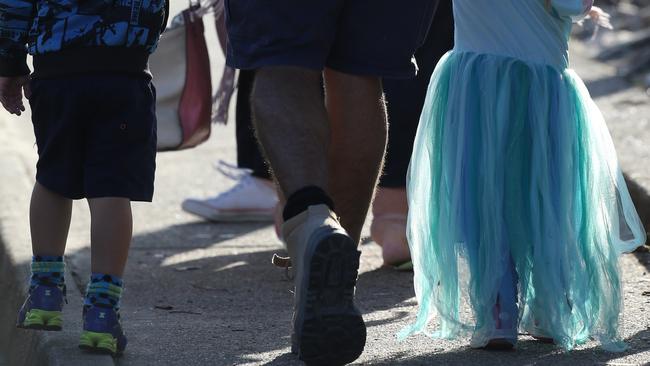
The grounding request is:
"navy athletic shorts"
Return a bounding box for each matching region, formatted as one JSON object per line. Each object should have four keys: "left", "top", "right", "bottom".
{"left": 29, "top": 74, "right": 157, "bottom": 202}
{"left": 225, "top": 0, "right": 439, "bottom": 79}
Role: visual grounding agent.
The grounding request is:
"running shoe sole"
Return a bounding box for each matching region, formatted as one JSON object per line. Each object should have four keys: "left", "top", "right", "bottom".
{"left": 530, "top": 335, "right": 555, "bottom": 344}
{"left": 293, "top": 227, "right": 366, "bottom": 366}
{"left": 17, "top": 309, "right": 62, "bottom": 331}
{"left": 484, "top": 339, "right": 516, "bottom": 351}
{"left": 526, "top": 324, "right": 555, "bottom": 344}
{"left": 79, "top": 331, "right": 122, "bottom": 356}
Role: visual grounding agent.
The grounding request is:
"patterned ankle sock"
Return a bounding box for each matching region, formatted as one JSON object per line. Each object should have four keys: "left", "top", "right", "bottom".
{"left": 84, "top": 273, "right": 123, "bottom": 310}
{"left": 30, "top": 255, "right": 65, "bottom": 290}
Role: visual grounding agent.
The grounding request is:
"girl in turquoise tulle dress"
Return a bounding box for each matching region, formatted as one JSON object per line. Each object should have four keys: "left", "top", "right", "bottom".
{"left": 403, "top": 0, "right": 647, "bottom": 352}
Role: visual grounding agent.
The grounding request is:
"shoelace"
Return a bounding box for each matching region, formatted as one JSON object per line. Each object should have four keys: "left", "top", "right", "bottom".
{"left": 208, "top": 161, "right": 255, "bottom": 201}
{"left": 214, "top": 160, "right": 253, "bottom": 181}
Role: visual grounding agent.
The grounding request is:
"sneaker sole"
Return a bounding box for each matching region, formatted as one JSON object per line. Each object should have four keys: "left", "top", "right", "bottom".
{"left": 16, "top": 323, "right": 62, "bottom": 331}
{"left": 79, "top": 331, "right": 122, "bottom": 356}
{"left": 182, "top": 201, "right": 274, "bottom": 222}
{"left": 483, "top": 339, "right": 516, "bottom": 351}
{"left": 531, "top": 335, "right": 555, "bottom": 344}
{"left": 526, "top": 324, "right": 555, "bottom": 344}
{"left": 294, "top": 228, "right": 366, "bottom": 365}
{"left": 17, "top": 309, "right": 62, "bottom": 331}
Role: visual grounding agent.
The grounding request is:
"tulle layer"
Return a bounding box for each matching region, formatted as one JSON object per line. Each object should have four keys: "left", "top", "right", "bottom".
{"left": 402, "top": 50, "right": 646, "bottom": 351}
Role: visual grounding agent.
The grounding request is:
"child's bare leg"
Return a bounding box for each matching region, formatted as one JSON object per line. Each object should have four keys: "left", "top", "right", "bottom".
{"left": 17, "top": 182, "right": 70, "bottom": 331}
{"left": 88, "top": 197, "right": 132, "bottom": 277}
{"left": 79, "top": 199, "right": 131, "bottom": 355}
{"left": 30, "top": 182, "right": 72, "bottom": 256}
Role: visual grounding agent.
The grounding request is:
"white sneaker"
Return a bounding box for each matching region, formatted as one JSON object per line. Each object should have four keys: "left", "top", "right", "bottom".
{"left": 182, "top": 163, "right": 279, "bottom": 222}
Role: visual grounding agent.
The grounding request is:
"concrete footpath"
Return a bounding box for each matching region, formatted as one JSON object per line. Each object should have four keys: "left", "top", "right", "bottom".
{"left": 1, "top": 43, "right": 649, "bottom": 366}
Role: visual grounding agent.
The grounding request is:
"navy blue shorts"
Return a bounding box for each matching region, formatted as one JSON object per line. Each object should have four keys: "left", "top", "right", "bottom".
{"left": 29, "top": 74, "right": 157, "bottom": 202}
{"left": 225, "top": 0, "right": 439, "bottom": 79}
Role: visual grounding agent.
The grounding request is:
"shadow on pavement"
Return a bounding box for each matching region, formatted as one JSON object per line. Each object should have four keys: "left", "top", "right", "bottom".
{"left": 0, "top": 242, "right": 49, "bottom": 366}
{"left": 624, "top": 173, "right": 650, "bottom": 272}
{"left": 370, "top": 328, "right": 650, "bottom": 366}
{"left": 62, "top": 216, "right": 650, "bottom": 365}
{"left": 112, "top": 222, "right": 421, "bottom": 365}
{"left": 130, "top": 220, "right": 271, "bottom": 250}
{"left": 625, "top": 174, "right": 650, "bottom": 232}
{"left": 584, "top": 75, "right": 631, "bottom": 98}
{"left": 357, "top": 267, "right": 416, "bottom": 328}
{"left": 61, "top": 221, "right": 300, "bottom": 365}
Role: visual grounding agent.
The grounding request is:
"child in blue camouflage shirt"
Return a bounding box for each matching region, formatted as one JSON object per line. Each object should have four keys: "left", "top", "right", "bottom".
{"left": 0, "top": 0, "right": 167, "bottom": 356}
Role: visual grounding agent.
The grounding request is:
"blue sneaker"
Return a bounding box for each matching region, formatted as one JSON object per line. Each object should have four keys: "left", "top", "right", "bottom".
{"left": 78, "top": 305, "right": 127, "bottom": 356}
{"left": 16, "top": 284, "right": 66, "bottom": 331}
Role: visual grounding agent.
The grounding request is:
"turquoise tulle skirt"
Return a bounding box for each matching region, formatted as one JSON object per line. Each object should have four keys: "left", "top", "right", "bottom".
{"left": 402, "top": 50, "right": 647, "bottom": 351}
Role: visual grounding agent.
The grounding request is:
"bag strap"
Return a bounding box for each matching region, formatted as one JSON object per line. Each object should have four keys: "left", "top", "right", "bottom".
{"left": 161, "top": 0, "right": 170, "bottom": 32}
{"left": 190, "top": 0, "right": 224, "bottom": 19}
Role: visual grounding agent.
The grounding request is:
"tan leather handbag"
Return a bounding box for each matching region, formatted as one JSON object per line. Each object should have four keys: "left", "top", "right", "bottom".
{"left": 150, "top": 7, "right": 212, "bottom": 151}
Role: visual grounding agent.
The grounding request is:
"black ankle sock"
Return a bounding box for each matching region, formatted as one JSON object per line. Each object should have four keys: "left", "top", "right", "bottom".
{"left": 283, "top": 186, "right": 335, "bottom": 221}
